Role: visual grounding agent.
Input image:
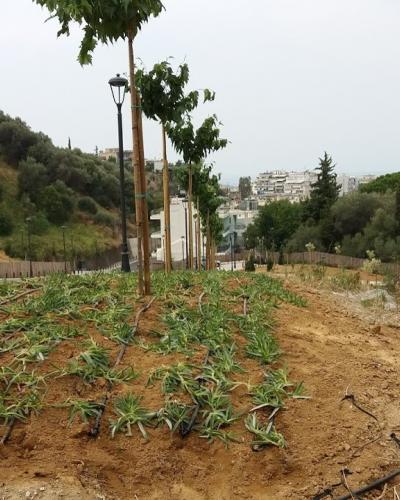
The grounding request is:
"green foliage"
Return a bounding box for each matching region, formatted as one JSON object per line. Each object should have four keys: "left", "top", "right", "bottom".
{"left": 33, "top": 0, "right": 164, "bottom": 65}
{"left": 94, "top": 211, "right": 116, "bottom": 228}
{"left": 245, "top": 254, "right": 256, "bottom": 272}
{"left": 360, "top": 172, "right": 400, "bottom": 194}
{"left": 78, "top": 196, "right": 98, "bottom": 214}
{"left": 303, "top": 152, "right": 340, "bottom": 223}
{"left": 244, "top": 200, "right": 303, "bottom": 250}
{"left": 39, "top": 182, "right": 74, "bottom": 224}
{"left": 137, "top": 61, "right": 207, "bottom": 125}
{"left": 0, "top": 209, "right": 14, "bottom": 236}
{"left": 167, "top": 115, "right": 227, "bottom": 166}
{"left": 0, "top": 113, "right": 38, "bottom": 165}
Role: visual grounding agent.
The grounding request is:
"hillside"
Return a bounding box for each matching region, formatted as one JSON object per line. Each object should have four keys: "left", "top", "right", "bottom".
{"left": 360, "top": 172, "right": 400, "bottom": 193}
{"left": 0, "top": 111, "right": 161, "bottom": 262}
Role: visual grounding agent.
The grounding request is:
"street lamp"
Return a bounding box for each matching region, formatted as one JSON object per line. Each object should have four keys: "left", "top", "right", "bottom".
{"left": 230, "top": 233, "right": 234, "bottom": 271}
{"left": 182, "top": 198, "right": 189, "bottom": 270}
{"left": 109, "top": 73, "right": 130, "bottom": 273}
{"left": 25, "top": 217, "right": 33, "bottom": 278}
{"left": 181, "top": 236, "right": 185, "bottom": 270}
{"left": 61, "top": 225, "right": 67, "bottom": 273}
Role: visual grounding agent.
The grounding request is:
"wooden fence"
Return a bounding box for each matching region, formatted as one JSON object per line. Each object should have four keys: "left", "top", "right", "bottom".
{"left": 0, "top": 261, "right": 70, "bottom": 279}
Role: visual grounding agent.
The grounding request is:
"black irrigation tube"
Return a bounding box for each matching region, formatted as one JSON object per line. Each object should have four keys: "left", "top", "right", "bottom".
{"left": 391, "top": 432, "right": 400, "bottom": 448}
{"left": 89, "top": 297, "right": 156, "bottom": 438}
{"left": 341, "top": 394, "right": 378, "bottom": 422}
{"left": 336, "top": 469, "right": 400, "bottom": 500}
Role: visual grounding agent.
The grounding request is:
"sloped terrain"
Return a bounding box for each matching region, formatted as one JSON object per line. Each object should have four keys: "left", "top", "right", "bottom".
{"left": 0, "top": 272, "right": 399, "bottom": 499}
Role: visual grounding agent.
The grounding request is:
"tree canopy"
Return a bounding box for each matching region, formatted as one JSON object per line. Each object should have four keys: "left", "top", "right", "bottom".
{"left": 33, "top": 0, "right": 164, "bottom": 64}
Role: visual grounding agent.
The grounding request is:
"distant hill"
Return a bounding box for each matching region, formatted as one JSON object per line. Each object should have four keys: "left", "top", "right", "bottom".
{"left": 0, "top": 111, "right": 162, "bottom": 262}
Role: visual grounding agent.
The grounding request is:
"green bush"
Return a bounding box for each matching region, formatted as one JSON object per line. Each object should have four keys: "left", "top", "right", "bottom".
{"left": 39, "top": 183, "right": 74, "bottom": 225}
{"left": 94, "top": 211, "right": 116, "bottom": 228}
{"left": 266, "top": 258, "right": 274, "bottom": 271}
{"left": 29, "top": 212, "right": 50, "bottom": 235}
{"left": 78, "top": 196, "right": 98, "bottom": 215}
{"left": 245, "top": 254, "right": 256, "bottom": 272}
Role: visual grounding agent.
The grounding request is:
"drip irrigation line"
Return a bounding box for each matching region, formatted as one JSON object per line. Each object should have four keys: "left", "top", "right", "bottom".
{"left": 336, "top": 469, "right": 400, "bottom": 500}
{"left": 390, "top": 432, "right": 400, "bottom": 448}
{"left": 89, "top": 297, "right": 156, "bottom": 438}
{"left": 114, "top": 297, "right": 156, "bottom": 367}
{"left": 341, "top": 394, "right": 378, "bottom": 422}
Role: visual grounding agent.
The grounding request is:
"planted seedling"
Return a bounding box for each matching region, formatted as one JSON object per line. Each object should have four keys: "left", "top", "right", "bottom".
{"left": 110, "top": 394, "right": 157, "bottom": 439}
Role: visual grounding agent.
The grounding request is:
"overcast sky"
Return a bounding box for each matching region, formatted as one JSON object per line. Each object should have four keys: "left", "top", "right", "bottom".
{"left": 2, "top": 1, "right": 400, "bottom": 184}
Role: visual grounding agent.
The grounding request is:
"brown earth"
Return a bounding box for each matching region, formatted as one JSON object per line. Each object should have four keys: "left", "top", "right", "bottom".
{"left": 0, "top": 278, "right": 399, "bottom": 499}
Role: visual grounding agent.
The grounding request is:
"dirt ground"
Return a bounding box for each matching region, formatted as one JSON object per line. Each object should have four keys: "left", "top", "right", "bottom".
{"left": 0, "top": 274, "right": 399, "bottom": 499}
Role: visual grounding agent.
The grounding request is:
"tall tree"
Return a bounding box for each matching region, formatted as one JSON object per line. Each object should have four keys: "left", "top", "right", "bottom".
{"left": 167, "top": 115, "right": 227, "bottom": 269}
{"left": 136, "top": 61, "right": 207, "bottom": 272}
{"left": 304, "top": 152, "right": 341, "bottom": 223}
{"left": 239, "top": 176, "right": 252, "bottom": 199}
{"left": 33, "top": 0, "right": 164, "bottom": 295}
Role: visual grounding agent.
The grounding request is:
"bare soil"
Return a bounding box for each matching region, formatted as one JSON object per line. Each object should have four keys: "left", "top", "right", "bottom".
{"left": 0, "top": 276, "right": 399, "bottom": 499}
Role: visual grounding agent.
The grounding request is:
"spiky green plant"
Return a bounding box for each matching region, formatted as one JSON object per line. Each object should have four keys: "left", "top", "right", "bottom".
{"left": 110, "top": 394, "right": 156, "bottom": 440}
{"left": 245, "top": 413, "right": 285, "bottom": 449}
{"left": 64, "top": 399, "right": 103, "bottom": 425}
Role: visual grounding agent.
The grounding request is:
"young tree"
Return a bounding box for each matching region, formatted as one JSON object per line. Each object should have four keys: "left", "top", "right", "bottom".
{"left": 167, "top": 115, "right": 227, "bottom": 269}
{"left": 32, "top": 0, "right": 164, "bottom": 295}
{"left": 239, "top": 176, "right": 252, "bottom": 199}
{"left": 136, "top": 61, "right": 203, "bottom": 272}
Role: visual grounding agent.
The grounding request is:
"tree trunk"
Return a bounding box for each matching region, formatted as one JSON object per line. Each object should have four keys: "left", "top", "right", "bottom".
{"left": 162, "top": 125, "right": 172, "bottom": 272}
{"left": 206, "top": 210, "right": 211, "bottom": 271}
{"left": 127, "top": 32, "right": 143, "bottom": 295}
{"left": 188, "top": 163, "right": 194, "bottom": 270}
{"left": 196, "top": 197, "right": 201, "bottom": 271}
{"left": 136, "top": 92, "right": 151, "bottom": 295}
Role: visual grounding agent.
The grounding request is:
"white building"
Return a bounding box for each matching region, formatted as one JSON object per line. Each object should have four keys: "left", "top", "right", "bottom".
{"left": 150, "top": 197, "right": 198, "bottom": 262}
{"left": 337, "top": 174, "right": 359, "bottom": 196}
{"left": 217, "top": 207, "right": 257, "bottom": 249}
{"left": 253, "top": 170, "right": 317, "bottom": 202}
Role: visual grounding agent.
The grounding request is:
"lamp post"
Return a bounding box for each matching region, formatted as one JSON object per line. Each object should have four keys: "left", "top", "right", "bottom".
{"left": 25, "top": 217, "right": 33, "bottom": 278}
{"left": 109, "top": 73, "right": 130, "bottom": 273}
{"left": 181, "top": 236, "right": 185, "bottom": 270}
{"left": 182, "top": 198, "right": 189, "bottom": 270}
{"left": 230, "top": 233, "right": 234, "bottom": 271}
{"left": 61, "top": 225, "right": 67, "bottom": 273}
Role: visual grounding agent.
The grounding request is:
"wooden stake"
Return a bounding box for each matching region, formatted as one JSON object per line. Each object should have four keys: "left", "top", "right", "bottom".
{"left": 127, "top": 32, "right": 143, "bottom": 296}
{"left": 136, "top": 93, "right": 151, "bottom": 295}
{"left": 162, "top": 126, "right": 172, "bottom": 272}
{"left": 196, "top": 197, "right": 201, "bottom": 271}
{"left": 188, "top": 163, "right": 194, "bottom": 270}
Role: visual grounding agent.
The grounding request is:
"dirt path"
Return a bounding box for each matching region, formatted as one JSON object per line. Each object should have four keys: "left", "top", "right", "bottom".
{"left": 0, "top": 280, "right": 399, "bottom": 499}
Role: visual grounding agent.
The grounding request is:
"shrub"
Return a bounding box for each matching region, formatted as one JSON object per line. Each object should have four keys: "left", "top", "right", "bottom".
{"left": 29, "top": 212, "right": 50, "bottom": 235}
{"left": 0, "top": 210, "right": 14, "bottom": 236}
{"left": 39, "top": 183, "right": 74, "bottom": 225}
{"left": 245, "top": 254, "right": 256, "bottom": 272}
{"left": 78, "top": 196, "right": 98, "bottom": 215}
{"left": 94, "top": 211, "right": 116, "bottom": 228}
{"left": 266, "top": 258, "right": 274, "bottom": 271}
